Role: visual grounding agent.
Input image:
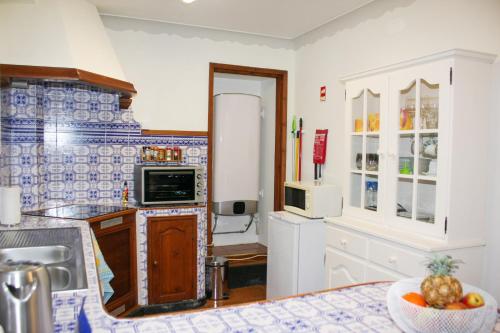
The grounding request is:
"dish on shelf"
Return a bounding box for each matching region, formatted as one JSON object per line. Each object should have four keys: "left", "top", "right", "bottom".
{"left": 395, "top": 205, "right": 434, "bottom": 222}
{"left": 411, "top": 137, "right": 438, "bottom": 159}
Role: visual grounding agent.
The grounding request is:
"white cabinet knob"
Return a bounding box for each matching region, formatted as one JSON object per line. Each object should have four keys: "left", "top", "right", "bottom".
{"left": 388, "top": 152, "right": 397, "bottom": 159}
{"left": 340, "top": 239, "right": 348, "bottom": 247}
{"left": 388, "top": 256, "right": 397, "bottom": 264}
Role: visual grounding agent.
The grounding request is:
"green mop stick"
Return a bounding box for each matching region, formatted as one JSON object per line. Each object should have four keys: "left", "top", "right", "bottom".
{"left": 291, "top": 116, "right": 297, "bottom": 181}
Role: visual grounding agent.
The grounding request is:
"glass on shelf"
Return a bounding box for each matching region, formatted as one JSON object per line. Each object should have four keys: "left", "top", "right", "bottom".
{"left": 366, "top": 136, "right": 379, "bottom": 172}
{"left": 366, "top": 89, "right": 380, "bottom": 132}
{"left": 419, "top": 134, "right": 438, "bottom": 176}
{"left": 352, "top": 90, "right": 364, "bottom": 132}
{"left": 364, "top": 175, "right": 378, "bottom": 211}
{"left": 399, "top": 81, "right": 416, "bottom": 131}
{"left": 399, "top": 157, "right": 414, "bottom": 175}
{"left": 398, "top": 133, "right": 415, "bottom": 175}
{"left": 420, "top": 80, "right": 439, "bottom": 130}
{"left": 417, "top": 179, "right": 436, "bottom": 223}
{"left": 351, "top": 136, "right": 363, "bottom": 170}
{"left": 396, "top": 177, "right": 413, "bottom": 220}
{"left": 350, "top": 173, "right": 362, "bottom": 208}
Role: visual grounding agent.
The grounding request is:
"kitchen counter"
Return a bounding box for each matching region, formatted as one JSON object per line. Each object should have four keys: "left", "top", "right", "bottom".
{"left": 2, "top": 216, "right": 500, "bottom": 333}
{"left": 23, "top": 204, "right": 136, "bottom": 221}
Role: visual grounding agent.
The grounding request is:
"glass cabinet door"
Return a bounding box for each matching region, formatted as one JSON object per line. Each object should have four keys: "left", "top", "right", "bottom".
{"left": 347, "top": 85, "right": 383, "bottom": 216}
{"left": 390, "top": 70, "right": 447, "bottom": 237}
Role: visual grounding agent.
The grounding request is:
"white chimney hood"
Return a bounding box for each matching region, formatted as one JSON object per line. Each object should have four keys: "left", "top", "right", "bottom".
{"left": 0, "top": 0, "right": 126, "bottom": 81}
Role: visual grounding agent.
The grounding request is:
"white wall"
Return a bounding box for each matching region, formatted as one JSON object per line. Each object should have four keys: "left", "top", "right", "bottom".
{"left": 258, "top": 78, "right": 276, "bottom": 246}
{"left": 102, "top": 16, "right": 295, "bottom": 132}
{"left": 294, "top": 0, "right": 500, "bottom": 300}
{"left": 485, "top": 62, "right": 500, "bottom": 302}
{"left": 211, "top": 75, "right": 275, "bottom": 246}
{"left": 213, "top": 76, "right": 262, "bottom": 96}
{"left": 0, "top": 0, "right": 125, "bottom": 80}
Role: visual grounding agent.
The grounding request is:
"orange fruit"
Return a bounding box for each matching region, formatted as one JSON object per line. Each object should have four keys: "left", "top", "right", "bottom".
{"left": 445, "top": 302, "right": 468, "bottom": 310}
{"left": 402, "top": 292, "right": 428, "bottom": 307}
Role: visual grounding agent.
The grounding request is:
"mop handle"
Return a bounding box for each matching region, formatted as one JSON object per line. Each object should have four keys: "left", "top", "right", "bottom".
{"left": 298, "top": 118, "right": 303, "bottom": 181}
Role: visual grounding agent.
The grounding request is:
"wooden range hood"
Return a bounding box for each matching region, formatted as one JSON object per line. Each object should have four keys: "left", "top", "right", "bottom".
{"left": 0, "top": 64, "right": 137, "bottom": 109}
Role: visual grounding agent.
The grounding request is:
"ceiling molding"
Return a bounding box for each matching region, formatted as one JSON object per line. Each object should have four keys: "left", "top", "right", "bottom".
{"left": 90, "top": 0, "right": 374, "bottom": 40}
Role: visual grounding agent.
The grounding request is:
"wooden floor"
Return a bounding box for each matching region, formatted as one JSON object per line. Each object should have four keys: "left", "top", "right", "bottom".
{"left": 202, "top": 285, "right": 267, "bottom": 309}
{"left": 211, "top": 243, "right": 267, "bottom": 267}
{"left": 167, "top": 243, "right": 267, "bottom": 312}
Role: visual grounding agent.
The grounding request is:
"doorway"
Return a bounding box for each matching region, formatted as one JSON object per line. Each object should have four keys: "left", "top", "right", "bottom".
{"left": 207, "top": 63, "right": 288, "bottom": 247}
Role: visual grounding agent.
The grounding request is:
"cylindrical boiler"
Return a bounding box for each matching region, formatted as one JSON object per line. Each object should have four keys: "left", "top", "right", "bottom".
{"left": 213, "top": 93, "right": 261, "bottom": 215}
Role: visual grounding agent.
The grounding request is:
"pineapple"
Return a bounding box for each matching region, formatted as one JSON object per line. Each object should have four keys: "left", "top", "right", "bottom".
{"left": 420, "top": 255, "right": 463, "bottom": 308}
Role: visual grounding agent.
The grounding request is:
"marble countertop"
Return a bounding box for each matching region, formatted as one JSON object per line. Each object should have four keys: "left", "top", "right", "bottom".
{"left": 2, "top": 216, "right": 500, "bottom": 333}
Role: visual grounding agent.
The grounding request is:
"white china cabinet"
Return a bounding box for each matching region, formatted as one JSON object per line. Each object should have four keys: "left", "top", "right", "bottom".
{"left": 326, "top": 49, "right": 496, "bottom": 288}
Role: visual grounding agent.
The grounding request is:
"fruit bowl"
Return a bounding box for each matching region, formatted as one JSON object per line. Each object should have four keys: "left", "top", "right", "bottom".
{"left": 387, "top": 278, "right": 498, "bottom": 333}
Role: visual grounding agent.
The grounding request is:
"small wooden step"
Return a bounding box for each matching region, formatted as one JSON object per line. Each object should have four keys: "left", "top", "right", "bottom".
{"left": 211, "top": 243, "right": 267, "bottom": 268}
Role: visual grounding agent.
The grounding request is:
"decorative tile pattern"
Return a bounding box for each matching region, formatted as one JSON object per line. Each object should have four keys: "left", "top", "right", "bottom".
{"left": 3, "top": 217, "right": 500, "bottom": 333}
{"left": 1, "top": 81, "right": 209, "bottom": 302}
{"left": 136, "top": 207, "right": 208, "bottom": 304}
{"left": 0, "top": 82, "right": 208, "bottom": 210}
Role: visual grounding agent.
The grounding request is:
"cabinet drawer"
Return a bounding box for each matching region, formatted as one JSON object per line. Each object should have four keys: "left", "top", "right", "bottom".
{"left": 326, "top": 226, "right": 368, "bottom": 259}
{"left": 365, "top": 263, "right": 407, "bottom": 282}
{"left": 368, "top": 239, "right": 426, "bottom": 277}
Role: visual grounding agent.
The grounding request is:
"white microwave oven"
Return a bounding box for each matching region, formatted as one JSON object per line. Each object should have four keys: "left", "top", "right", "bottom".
{"left": 284, "top": 181, "right": 342, "bottom": 218}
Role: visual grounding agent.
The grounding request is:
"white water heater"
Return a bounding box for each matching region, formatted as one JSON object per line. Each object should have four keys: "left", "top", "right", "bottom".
{"left": 213, "top": 94, "right": 261, "bottom": 215}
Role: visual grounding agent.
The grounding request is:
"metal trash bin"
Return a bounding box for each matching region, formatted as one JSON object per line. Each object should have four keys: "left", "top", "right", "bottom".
{"left": 205, "top": 256, "right": 229, "bottom": 300}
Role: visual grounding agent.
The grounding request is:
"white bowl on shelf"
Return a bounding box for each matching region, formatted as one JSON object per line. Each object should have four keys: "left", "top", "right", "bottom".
{"left": 387, "top": 278, "right": 497, "bottom": 333}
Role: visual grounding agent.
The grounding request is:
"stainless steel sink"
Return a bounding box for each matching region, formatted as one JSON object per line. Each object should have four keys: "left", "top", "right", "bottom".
{"left": 47, "top": 266, "right": 71, "bottom": 290}
{"left": 0, "top": 228, "right": 87, "bottom": 291}
{"left": 0, "top": 245, "right": 71, "bottom": 264}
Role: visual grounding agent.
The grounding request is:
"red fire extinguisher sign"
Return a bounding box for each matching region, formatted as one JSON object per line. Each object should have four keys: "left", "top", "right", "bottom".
{"left": 320, "top": 86, "right": 326, "bottom": 101}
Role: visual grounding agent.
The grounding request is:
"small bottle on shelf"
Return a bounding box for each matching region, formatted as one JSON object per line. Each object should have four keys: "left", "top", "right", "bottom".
{"left": 365, "top": 181, "right": 378, "bottom": 210}
{"left": 122, "top": 181, "right": 129, "bottom": 206}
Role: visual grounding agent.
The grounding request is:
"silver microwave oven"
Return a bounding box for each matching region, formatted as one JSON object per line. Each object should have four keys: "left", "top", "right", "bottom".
{"left": 134, "top": 165, "right": 204, "bottom": 206}
{"left": 284, "top": 181, "right": 342, "bottom": 218}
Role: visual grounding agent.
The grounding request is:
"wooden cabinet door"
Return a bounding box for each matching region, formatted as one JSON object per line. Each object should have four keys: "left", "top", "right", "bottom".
{"left": 90, "top": 212, "right": 137, "bottom": 316}
{"left": 148, "top": 215, "right": 197, "bottom": 304}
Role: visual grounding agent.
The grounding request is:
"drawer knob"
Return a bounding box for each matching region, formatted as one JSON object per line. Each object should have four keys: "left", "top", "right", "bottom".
{"left": 388, "top": 256, "right": 397, "bottom": 264}
{"left": 340, "top": 239, "right": 348, "bottom": 247}
{"left": 153, "top": 260, "right": 158, "bottom": 266}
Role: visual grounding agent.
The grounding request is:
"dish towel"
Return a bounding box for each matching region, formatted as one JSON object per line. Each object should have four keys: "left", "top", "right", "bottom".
{"left": 91, "top": 230, "right": 115, "bottom": 303}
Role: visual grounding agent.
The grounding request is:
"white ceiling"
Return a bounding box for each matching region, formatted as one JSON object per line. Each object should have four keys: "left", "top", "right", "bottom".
{"left": 89, "top": 0, "right": 374, "bottom": 39}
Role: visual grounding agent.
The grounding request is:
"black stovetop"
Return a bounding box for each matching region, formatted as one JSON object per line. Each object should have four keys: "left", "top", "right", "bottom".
{"left": 23, "top": 204, "right": 132, "bottom": 220}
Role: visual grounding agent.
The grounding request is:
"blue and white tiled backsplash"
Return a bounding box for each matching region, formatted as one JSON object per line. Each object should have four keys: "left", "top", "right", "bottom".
{"left": 0, "top": 81, "right": 208, "bottom": 211}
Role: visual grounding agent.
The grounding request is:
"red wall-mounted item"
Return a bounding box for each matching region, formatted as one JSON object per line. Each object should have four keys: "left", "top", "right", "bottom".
{"left": 313, "top": 129, "right": 328, "bottom": 164}
{"left": 320, "top": 86, "right": 326, "bottom": 101}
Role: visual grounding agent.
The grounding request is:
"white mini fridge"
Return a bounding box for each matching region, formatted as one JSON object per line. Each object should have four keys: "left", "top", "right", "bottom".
{"left": 266, "top": 211, "right": 325, "bottom": 299}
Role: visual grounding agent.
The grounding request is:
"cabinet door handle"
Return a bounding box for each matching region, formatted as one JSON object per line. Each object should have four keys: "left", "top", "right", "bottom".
{"left": 388, "top": 256, "right": 397, "bottom": 264}
{"left": 340, "top": 239, "right": 348, "bottom": 247}
{"left": 388, "top": 152, "right": 397, "bottom": 159}
{"left": 153, "top": 260, "right": 158, "bottom": 266}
